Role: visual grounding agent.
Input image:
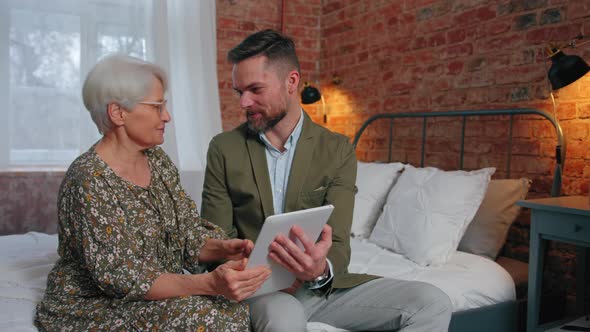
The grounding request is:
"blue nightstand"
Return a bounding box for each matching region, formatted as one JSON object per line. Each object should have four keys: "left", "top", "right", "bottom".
{"left": 518, "top": 196, "right": 590, "bottom": 332}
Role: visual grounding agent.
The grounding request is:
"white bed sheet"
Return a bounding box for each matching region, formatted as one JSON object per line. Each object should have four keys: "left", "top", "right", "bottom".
{"left": 0, "top": 232, "right": 58, "bottom": 332}
{"left": 348, "top": 237, "right": 515, "bottom": 311}
{"left": 0, "top": 233, "right": 515, "bottom": 332}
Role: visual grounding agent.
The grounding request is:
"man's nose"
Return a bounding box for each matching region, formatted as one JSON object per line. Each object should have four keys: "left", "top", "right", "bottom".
{"left": 240, "top": 92, "right": 254, "bottom": 109}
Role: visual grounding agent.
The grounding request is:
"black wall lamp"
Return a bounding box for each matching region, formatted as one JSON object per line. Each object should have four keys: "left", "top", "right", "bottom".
{"left": 547, "top": 34, "right": 590, "bottom": 90}
{"left": 301, "top": 82, "right": 327, "bottom": 123}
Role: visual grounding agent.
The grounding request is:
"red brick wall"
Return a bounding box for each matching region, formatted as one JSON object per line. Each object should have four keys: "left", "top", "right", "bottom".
{"left": 216, "top": 0, "right": 322, "bottom": 131}
{"left": 316, "top": 2, "right": 589, "bottom": 313}
{"left": 319, "top": 0, "right": 590, "bottom": 197}
{"left": 216, "top": 0, "right": 589, "bottom": 197}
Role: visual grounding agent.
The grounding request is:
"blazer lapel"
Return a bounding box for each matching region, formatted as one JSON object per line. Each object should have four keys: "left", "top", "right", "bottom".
{"left": 246, "top": 135, "right": 275, "bottom": 219}
{"left": 284, "top": 113, "right": 316, "bottom": 212}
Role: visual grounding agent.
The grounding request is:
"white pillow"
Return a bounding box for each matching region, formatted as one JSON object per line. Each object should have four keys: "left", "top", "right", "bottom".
{"left": 369, "top": 165, "right": 495, "bottom": 266}
{"left": 351, "top": 161, "right": 405, "bottom": 238}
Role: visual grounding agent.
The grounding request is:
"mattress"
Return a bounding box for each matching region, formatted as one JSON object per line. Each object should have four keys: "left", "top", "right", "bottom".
{"left": 0, "top": 233, "right": 515, "bottom": 331}
{"left": 347, "top": 237, "right": 515, "bottom": 311}
{"left": 0, "top": 232, "right": 57, "bottom": 332}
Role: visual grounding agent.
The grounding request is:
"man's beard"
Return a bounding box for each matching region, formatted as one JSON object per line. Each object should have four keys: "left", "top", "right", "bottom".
{"left": 246, "top": 109, "right": 287, "bottom": 133}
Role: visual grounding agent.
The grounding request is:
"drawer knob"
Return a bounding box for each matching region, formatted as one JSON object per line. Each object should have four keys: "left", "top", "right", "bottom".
{"left": 574, "top": 224, "right": 582, "bottom": 232}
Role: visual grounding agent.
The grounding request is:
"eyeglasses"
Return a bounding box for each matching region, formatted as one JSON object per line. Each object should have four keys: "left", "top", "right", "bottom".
{"left": 137, "top": 99, "right": 167, "bottom": 114}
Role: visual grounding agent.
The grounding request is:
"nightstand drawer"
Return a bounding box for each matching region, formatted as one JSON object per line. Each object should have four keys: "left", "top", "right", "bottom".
{"left": 534, "top": 211, "right": 590, "bottom": 245}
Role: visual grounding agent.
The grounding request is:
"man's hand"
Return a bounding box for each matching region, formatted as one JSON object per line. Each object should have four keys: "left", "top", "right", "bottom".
{"left": 209, "top": 258, "right": 271, "bottom": 302}
{"left": 268, "top": 224, "right": 332, "bottom": 281}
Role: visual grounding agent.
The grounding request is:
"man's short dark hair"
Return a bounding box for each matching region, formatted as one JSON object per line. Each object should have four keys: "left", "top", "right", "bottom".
{"left": 227, "top": 29, "right": 301, "bottom": 74}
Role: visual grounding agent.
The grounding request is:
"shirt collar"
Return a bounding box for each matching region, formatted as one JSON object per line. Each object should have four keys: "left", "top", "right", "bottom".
{"left": 259, "top": 109, "right": 304, "bottom": 153}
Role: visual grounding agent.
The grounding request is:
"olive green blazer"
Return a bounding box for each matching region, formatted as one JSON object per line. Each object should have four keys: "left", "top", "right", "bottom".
{"left": 201, "top": 111, "right": 378, "bottom": 289}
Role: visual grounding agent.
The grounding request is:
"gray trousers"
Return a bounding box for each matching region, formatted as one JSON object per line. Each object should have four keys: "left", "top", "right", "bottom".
{"left": 247, "top": 278, "right": 452, "bottom": 332}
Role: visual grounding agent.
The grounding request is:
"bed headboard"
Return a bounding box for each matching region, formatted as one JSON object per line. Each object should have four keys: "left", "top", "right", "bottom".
{"left": 352, "top": 108, "right": 565, "bottom": 197}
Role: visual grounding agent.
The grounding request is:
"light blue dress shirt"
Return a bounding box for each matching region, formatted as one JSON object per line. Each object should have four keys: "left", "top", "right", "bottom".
{"left": 259, "top": 110, "right": 333, "bottom": 289}
{"left": 259, "top": 110, "right": 304, "bottom": 215}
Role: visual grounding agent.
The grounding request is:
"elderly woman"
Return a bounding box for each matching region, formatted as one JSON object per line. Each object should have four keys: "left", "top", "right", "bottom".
{"left": 34, "top": 55, "right": 270, "bottom": 331}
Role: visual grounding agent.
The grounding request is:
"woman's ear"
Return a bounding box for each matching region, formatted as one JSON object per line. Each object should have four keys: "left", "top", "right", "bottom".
{"left": 106, "top": 103, "right": 125, "bottom": 127}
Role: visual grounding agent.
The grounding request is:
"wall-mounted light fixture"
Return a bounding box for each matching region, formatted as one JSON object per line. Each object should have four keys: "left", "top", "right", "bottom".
{"left": 301, "top": 82, "right": 327, "bottom": 123}
{"left": 546, "top": 34, "right": 589, "bottom": 204}
{"left": 547, "top": 34, "right": 589, "bottom": 89}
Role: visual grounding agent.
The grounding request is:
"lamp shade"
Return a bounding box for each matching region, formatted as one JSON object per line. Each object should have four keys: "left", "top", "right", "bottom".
{"left": 548, "top": 50, "right": 590, "bottom": 90}
{"left": 301, "top": 82, "right": 321, "bottom": 104}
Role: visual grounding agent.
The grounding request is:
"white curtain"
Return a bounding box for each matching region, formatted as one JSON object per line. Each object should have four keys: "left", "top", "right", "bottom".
{"left": 1, "top": 0, "right": 221, "bottom": 200}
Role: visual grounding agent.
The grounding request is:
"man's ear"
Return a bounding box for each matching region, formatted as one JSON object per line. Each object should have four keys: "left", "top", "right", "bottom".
{"left": 106, "top": 103, "right": 125, "bottom": 127}
{"left": 286, "top": 70, "right": 300, "bottom": 95}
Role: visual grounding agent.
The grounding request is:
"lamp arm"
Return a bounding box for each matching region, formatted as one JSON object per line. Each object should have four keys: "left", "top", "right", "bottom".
{"left": 572, "top": 38, "right": 590, "bottom": 48}
{"left": 546, "top": 34, "right": 589, "bottom": 58}
{"left": 566, "top": 34, "right": 590, "bottom": 48}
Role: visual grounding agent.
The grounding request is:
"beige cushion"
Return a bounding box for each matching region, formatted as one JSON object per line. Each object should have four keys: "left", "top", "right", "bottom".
{"left": 458, "top": 178, "right": 531, "bottom": 260}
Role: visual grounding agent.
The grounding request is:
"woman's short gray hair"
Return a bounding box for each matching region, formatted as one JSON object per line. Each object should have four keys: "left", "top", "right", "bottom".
{"left": 82, "top": 54, "right": 168, "bottom": 134}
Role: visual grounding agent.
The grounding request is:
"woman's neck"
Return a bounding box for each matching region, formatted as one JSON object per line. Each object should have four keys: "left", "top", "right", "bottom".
{"left": 95, "top": 133, "right": 151, "bottom": 187}
{"left": 96, "top": 134, "right": 144, "bottom": 163}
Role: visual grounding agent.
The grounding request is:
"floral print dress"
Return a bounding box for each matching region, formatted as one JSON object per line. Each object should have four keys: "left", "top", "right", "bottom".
{"left": 35, "top": 146, "right": 250, "bottom": 331}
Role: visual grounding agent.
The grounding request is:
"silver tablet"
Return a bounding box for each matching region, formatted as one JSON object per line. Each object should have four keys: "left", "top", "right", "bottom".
{"left": 246, "top": 204, "right": 335, "bottom": 299}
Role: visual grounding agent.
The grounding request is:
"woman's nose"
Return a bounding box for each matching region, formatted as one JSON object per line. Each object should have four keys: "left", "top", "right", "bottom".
{"left": 161, "top": 106, "right": 171, "bottom": 122}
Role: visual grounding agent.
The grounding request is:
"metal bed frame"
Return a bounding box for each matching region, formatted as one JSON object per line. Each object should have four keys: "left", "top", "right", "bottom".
{"left": 351, "top": 108, "right": 565, "bottom": 332}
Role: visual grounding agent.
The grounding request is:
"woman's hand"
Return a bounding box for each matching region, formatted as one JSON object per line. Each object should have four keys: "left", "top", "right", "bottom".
{"left": 198, "top": 238, "right": 254, "bottom": 263}
{"left": 222, "top": 238, "right": 254, "bottom": 261}
{"left": 209, "top": 258, "right": 271, "bottom": 302}
{"left": 144, "top": 260, "right": 270, "bottom": 301}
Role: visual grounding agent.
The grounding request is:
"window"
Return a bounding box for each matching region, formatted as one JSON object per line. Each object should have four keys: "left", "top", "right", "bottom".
{"left": 2, "top": 0, "right": 148, "bottom": 167}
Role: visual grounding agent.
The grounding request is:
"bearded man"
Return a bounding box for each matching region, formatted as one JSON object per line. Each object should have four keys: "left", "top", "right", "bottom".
{"left": 200, "top": 29, "right": 452, "bottom": 332}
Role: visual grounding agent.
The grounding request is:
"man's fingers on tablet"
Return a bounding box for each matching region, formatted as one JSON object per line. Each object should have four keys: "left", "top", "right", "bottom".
{"left": 314, "top": 225, "right": 333, "bottom": 255}
{"left": 276, "top": 234, "right": 317, "bottom": 270}
{"left": 269, "top": 241, "right": 305, "bottom": 272}
{"left": 268, "top": 246, "right": 289, "bottom": 266}
{"left": 268, "top": 252, "right": 296, "bottom": 274}
{"left": 290, "top": 225, "right": 315, "bottom": 253}
{"left": 275, "top": 234, "right": 305, "bottom": 258}
{"left": 319, "top": 225, "right": 333, "bottom": 244}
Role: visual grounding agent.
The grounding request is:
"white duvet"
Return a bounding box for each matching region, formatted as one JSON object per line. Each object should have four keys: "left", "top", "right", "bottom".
{"left": 0, "top": 232, "right": 515, "bottom": 332}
